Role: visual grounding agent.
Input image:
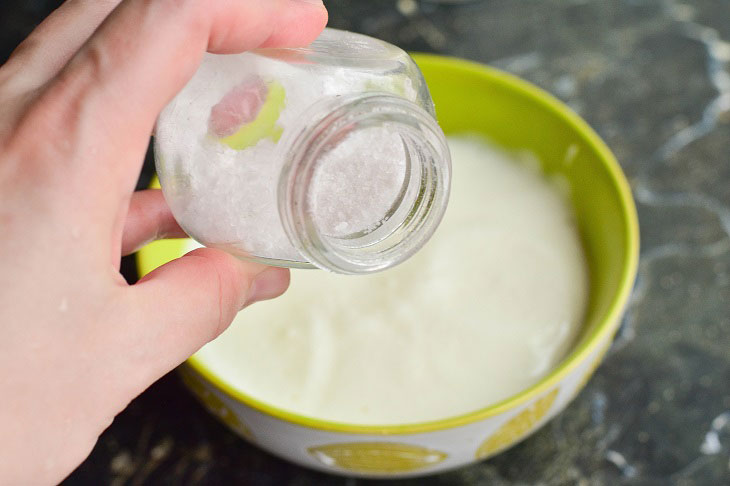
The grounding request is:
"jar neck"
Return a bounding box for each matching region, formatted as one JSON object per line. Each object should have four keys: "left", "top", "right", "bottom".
{"left": 278, "top": 93, "right": 451, "bottom": 274}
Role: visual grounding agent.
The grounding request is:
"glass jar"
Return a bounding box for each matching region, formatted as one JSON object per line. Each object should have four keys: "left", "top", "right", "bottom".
{"left": 154, "top": 28, "right": 451, "bottom": 274}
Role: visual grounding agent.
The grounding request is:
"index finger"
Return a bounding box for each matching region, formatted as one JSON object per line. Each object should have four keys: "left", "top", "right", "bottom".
{"left": 21, "top": 0, "right": 327, "bottom": 197}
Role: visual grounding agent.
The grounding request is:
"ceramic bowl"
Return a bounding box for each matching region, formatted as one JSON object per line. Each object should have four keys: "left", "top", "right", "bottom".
{"left": 137, "top": 54, "right": 639, "bottom": 478}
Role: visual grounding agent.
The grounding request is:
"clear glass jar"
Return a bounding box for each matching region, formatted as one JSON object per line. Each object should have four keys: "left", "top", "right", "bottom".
{"left": 154, "top": 28, "right": 450, "bottom": 274}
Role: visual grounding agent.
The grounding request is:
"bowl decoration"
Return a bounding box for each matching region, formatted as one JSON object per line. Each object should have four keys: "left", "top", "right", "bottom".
{"left": 137, "top": 54, "right": 639, "bottom": 478}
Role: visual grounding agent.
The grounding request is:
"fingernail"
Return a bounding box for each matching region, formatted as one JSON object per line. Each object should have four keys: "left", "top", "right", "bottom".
{"left": 243, "top": 268, "right": 290, "bottom": 308}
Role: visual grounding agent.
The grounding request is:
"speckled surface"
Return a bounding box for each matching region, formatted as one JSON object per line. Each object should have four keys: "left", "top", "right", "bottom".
{"left": 2, "top": 1, "right": 730, "bottom": 484}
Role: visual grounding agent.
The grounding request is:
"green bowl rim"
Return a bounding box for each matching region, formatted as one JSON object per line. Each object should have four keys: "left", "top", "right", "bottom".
{"left": 139, "top": 53, "right": 639, "bottom": 435}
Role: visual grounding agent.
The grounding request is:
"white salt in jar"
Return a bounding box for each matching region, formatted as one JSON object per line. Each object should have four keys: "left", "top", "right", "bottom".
{"left": 154, "top": 29, "right": 451, "bottom": 274}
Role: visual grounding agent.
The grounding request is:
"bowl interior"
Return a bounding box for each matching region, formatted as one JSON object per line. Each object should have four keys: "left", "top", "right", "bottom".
{"left": 417, "top": 54, "right": 637, "bottom": 356}
{"left": 138, "top": 54, "right": 638, "bottom": 433}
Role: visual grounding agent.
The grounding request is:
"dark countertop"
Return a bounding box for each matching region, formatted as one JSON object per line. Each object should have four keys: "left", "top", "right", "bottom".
{"left": 3, "top": 1, "right": 730, "bottom": 484}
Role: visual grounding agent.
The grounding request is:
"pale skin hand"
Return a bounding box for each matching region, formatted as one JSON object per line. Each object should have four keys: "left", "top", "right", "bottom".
{"left": 0, "top": 0, "right": 328, "bottom": 483}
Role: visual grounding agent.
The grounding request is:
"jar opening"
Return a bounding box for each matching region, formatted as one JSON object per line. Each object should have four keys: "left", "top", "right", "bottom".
{"left": 279, "top": 94, "right": 451, "bottom": 274}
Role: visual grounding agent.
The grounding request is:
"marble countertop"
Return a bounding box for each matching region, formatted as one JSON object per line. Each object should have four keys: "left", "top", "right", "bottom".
{"left": 3, "top": 0, "right": 729, "bottom": 484}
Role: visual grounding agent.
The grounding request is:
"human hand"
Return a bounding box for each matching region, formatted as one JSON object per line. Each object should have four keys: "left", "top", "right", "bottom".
{"left": 0, "top": 0, "right": 327, "bottom": 483}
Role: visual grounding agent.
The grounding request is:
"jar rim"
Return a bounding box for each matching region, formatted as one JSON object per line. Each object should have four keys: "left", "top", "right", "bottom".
{"left": 278, "top": 93, "right": 451, "bottom": 274}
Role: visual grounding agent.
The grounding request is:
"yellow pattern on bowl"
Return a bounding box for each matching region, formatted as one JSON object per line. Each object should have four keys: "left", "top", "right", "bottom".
{"left": 308, "top": 442, "right": 448, "bottom": 474}
{"left": 137, "top": 54, "right": 639, "bottom": 478}
{"left": 475, "top": 387, "right": 559, "bottom": 459}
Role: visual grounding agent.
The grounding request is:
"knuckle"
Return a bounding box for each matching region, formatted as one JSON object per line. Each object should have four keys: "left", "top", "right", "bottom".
{"left": 7, "top": 85, "right": 82, "bottom": 160}
{"left": 0, "top": 85, "right": 92, "bottom": 188}
{"left": 3, "top": 43, "right": 110, "bottom": 163}
{"left": 72, "top": 39, "right": 116, "bottom": 87}
{"left": 152, "top": 0, "right": 210, "bottom": 38}
{"left": 150, "top": 0, "right": 196, "bottom": 20}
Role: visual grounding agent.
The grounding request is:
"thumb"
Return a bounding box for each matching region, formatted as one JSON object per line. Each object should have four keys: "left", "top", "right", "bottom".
{"left": 126, "top": 248, "right": 289, "bottom": 381}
